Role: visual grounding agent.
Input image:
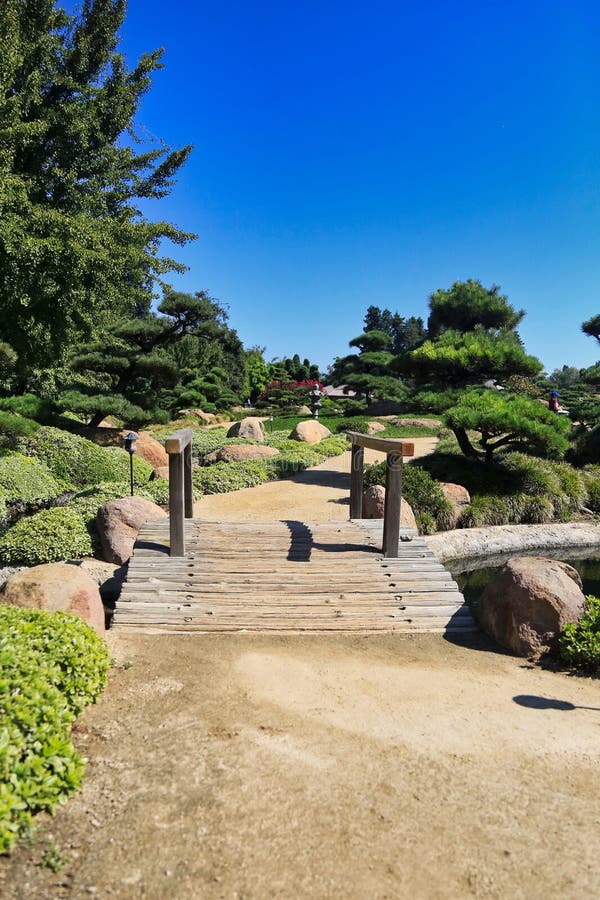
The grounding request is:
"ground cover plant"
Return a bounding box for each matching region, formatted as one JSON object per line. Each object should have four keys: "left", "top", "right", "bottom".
{"left": 0, "top": 453, "right": 67, "bottom": 521}
{"left": 0, "top": 606, "right": 110, "bottom": 853}
{"left": 414, "top": 429, "right": 588, "bottom": 530}
{"left": 0, "top": 508, "right": 93, "bottom": 567}
{"left": 559, "top": 595, "right": 600, "bottom": 674}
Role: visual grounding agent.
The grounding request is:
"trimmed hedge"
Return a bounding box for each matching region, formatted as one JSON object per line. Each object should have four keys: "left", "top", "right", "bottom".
{"left": 17, "top": 427, "right": 153, "bottom": 488}
{"left": 0, "top": 605, "right": 110, "bottom": 853}
{"left": 0, "top": 453, "right": 66, "bottom": 516}
{"left": 193, "top": 460, "right": 273, "bottom": 494}
{"left": 0, "top": 508, "right": 93, "bottom": 567}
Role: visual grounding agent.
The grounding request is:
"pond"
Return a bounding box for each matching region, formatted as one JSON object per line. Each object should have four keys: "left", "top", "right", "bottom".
{"left": 450, "top": 547, "right": 600, "bottom": 608}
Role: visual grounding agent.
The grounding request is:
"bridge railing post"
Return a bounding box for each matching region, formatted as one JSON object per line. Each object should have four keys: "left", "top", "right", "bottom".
{"left": 345, "top": 432, "right": 414, "bottom": 558}
{"left": 165, "top": 428, "right": 194, "bottom": 557}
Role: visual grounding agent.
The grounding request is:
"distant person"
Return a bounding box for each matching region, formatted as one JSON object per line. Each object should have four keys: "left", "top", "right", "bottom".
{"left": 549, "top": 390, "right": 560, "bottom": 413}
{"left": 549, "top": 390, "right": 569, "bottom": 415}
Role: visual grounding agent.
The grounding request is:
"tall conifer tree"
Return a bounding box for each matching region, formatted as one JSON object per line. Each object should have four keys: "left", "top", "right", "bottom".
{"left": 0, "top": 1, "right": 193, "bottom": 382}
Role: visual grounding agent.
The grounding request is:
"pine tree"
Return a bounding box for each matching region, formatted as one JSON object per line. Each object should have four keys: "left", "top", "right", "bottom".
{"left": 0, "top": 1, "right": 193, "bottom": 382}
{"left": 330, "top": 330, "right": 406, "bottom": 405}
{"left": 61, "top": 289, "right": 225, "bottom": 427}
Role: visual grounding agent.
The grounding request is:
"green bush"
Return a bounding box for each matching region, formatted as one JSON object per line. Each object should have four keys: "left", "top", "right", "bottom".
{"left": 0, "top": 453, "right": 66, "bottom": 514}
{"left": 17, "top": 427, "right": 153, "bottom": 488}
{"left": 0, "top": 605, "right": 110, "bottom": 852}
{"left": 559, "top": 595, "right": 600, "bottom": 673}
{"left": 141, "top": 478, "right": 172, "bottom": 505}
{"left": 0, "top": 508, "right": 93, "bottom": 566}
{"left": 335, "top": 419, "right": 370, "bottom": 434}
{"left": 568, "top": 423, "right": 600, "bottom": 466}
{"left": 193, "top": 460, "right": 273, "bottom": 494}
{"left": 191, "top": 428, "right": 229, "bottom": 458}
{"left": 582, "top": 467, "right": 600, "bottom": 513}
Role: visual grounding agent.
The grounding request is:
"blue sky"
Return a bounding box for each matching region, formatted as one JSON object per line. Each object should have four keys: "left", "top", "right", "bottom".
{"left": 70, "top": 0, "right": 600, "bottom": 373}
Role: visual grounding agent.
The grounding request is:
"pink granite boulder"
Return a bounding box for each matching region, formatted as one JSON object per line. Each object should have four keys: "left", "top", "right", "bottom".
{"left": 97, "top": 497, "right": 168, "bottom": 565}
{"left": 1, "top": 562, "right": 106, "bottom": 636}
{"left": 478, "top": 556, "right": 585, "bottom": 658}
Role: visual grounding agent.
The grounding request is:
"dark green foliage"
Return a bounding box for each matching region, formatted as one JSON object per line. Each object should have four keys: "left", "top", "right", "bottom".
{"left": 0, "top": 0, "right": 193, "bottom": 381}
{"left": 0, "top": 394, "right": 58, "bottom": 424}
{"left": 397, "top": 328, "right": 542, "bottom": 386}
{"left": 0, "top": 507, "right": 93, "bottom": 565}
{"left": 559, "top": 595, "right": 600, "bottom": 673}
{"left": 0, "top": 411, "right": 39, "bottom": 448}
{"left": 62, "top": 289, "right": 230, "bottom": 427}
{"left": 582, "top": 468, "right": 600, "bottom": 513}
{"left": 444, "top": 392, "right": 571, "bottom": 461}
{"left": 427, "top": 280, "right": 524, "bottom": 337}
{"left": 363, "top": 306, "right": 426, "bottom": 354}
{"left": 568, "top": 424, "right": 600, "bottom": 466}
{"left": 363, "top": 463, "right": 453, "bottom": 533}
{"left": 0, "top": 605, "right": 109, "bottom": 852}
{"left": 17, "top": 426, "right": 153, "bottom": 487}
{"left": 335, "top": 420, "right": 371, "bottom": 434}
{"left": 330, "top": 330, "right": 406, "bottom": 405}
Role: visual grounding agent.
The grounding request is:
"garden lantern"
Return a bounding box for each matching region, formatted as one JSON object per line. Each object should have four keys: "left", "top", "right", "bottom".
{"left": 124, "top": 432, "right": 138, "bottom": 496}
{"left": 310, "top": 386, "right": 322, "bottom": 419}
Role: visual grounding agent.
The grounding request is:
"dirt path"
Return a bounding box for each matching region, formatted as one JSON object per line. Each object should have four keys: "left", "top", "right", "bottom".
{"left": 2, "top": 435, "right": 600, "bottom": 898}
{"left": 194, "top": 437, "right": 438, "bottom": 521}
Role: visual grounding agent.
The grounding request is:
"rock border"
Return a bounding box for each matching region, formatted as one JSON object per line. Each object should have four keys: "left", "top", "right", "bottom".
{"left": 425, "top": 522, "right": 600, "bottom": 567}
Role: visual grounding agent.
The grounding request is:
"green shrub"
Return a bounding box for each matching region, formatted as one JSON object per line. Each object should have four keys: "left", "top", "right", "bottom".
{"left": 582, "top": 467, "right": 600, "bottom": 513}
{"left": 0, "top": 453, "right": 66, "bottom": 512}
{"left": 457, "top": 496, "right": 511, "bottom": 528}
{"left": 364, "top": 462, "right": 453, "bottom": 533}
{"left": 568, "top": 423, "right": 600, "bottom": 466}
{"left": 193, "top": 460, "right": 273, "bottom": 494}
{"left": 520, "top": 495, "right": 555, "bottom": 524}
{"left": 17, "top": 427, "right": 153, "bottom": 488}
{"left": 0, "top": 605, "right": 109, "bottom": 852}
{"left": 559, "top": 595, "right": 600, "bottom": 673}
{"left": 335, "top": 419, "right": 370, "bottom": 434}
{"left": 191, "top": 428, "right": 228, "bottom": 458}
{"left": 141, "top": 478, "right": 172, "bottom": 505}
{"left": 0, "top": 508, "right": 93, "bottom": 566}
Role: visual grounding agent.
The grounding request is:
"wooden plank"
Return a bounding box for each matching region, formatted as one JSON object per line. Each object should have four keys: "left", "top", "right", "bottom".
{"left": 349, "top": 444, "right": 364, "bottom": 519}
{"left": 164, "top": 427, "right": 193, "bottom": 454}
{"left": 345, "top": 432, "right": 415, "bottom": 456}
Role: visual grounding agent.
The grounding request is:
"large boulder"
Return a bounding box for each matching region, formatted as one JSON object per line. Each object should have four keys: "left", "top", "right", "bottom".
{"left": 361, "top": 484, "right": 418, "bottom": 529}
{"left": 152, "top": 466, "right": 170, "bottom": 480}
{"left": 478, "top": 556, "right": 585, "bottom": 659}
{"left": 290, "top": 420, "right": 332, "bottom": 444}
{"left": 227, "top": 417, "right": 266, "bottom": 442}
{"left": 204, "top": 444, "right": 280, "bottom": 464}
{"left": 296, "top": 405, "right": 312, "bottom": 416}
{"left": 97, "top": 497, "right": 168, "bottom": 565}
{"left": 2, "top": 562, "right": 105, "bottom": 636}
{"left": 367, "top": 421, "right": 386, "bottom": 435}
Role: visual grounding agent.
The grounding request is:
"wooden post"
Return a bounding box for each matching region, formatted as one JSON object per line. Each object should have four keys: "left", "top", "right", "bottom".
{"left": 184, "top": 443, "right": 193, "bottom": 519}
{"left": 382, "top": 452, "right": 402, "bottom": 558}
{"left": 349, "top": 444, "right": 364, "bottom": 519}
{"left": 169, "top": 450, "right": 185, "bottom": 556}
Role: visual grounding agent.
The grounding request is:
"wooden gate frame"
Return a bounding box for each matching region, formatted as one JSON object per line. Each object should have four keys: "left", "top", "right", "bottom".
{"left": 165, "top": 427, "right": 194, "bottom": 556}
{"left": 346, "top": 431, "right": 415, "bottom": 558}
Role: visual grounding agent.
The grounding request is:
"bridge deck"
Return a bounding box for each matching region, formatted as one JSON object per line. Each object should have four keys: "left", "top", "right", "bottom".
{"left": 113, "top": 518, "right": 476, "bottom": 633}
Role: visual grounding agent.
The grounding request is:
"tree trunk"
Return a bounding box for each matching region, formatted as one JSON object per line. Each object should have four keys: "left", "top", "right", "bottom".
{"left": 452, "top": 426, "right": 480, "bottom": 459}
{"left": 88, "top": 411, "right": 106, "bottom": 429}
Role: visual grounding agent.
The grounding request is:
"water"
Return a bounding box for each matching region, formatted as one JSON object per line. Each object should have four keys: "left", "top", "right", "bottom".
{"left": 451, "top": 548, "right": 600, "bottom": 607}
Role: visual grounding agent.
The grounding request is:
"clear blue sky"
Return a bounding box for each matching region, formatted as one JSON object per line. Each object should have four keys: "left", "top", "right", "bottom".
{"left": 72, "top": 0, "right": 600, "bottom": 373}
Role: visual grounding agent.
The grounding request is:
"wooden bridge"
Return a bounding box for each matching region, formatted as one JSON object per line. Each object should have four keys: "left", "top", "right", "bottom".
{"left": 113, "top": 430, "right": 475, "bottom": 634}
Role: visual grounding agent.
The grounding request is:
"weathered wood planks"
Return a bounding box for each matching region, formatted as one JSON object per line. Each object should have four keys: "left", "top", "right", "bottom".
{"left": 112, "top": 518, "right": 476, "bottom": 634}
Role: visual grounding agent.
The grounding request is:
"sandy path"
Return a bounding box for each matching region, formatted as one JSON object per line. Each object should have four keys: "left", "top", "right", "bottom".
{"left": 194, "top": 437, "right": 438, "bottom": 522}
{"left": 3, "top": 633, "right": 599, "bottom": 899}
{"left": 3, "top": 434, "right": 600, "bottom": 898}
